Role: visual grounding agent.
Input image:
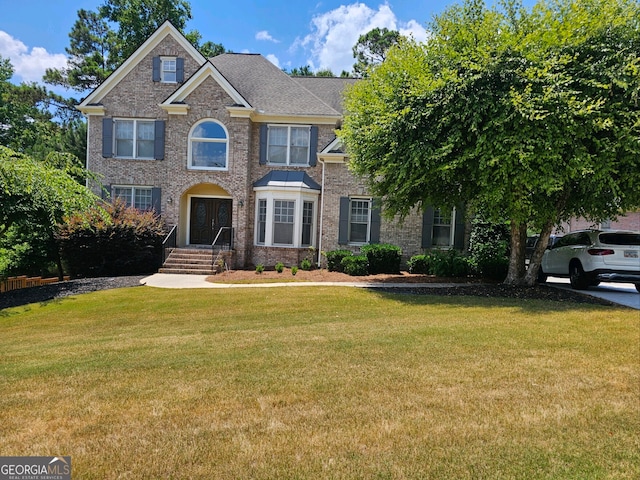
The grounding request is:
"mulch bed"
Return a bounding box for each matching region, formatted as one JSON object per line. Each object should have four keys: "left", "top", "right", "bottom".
{"left": 0, "top": 275, "right": 614, "bottom": 310}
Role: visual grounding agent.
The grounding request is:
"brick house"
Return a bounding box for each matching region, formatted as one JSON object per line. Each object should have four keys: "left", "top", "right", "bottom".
{"left": 78, "top": 21, "right": 465, "bottom": 270}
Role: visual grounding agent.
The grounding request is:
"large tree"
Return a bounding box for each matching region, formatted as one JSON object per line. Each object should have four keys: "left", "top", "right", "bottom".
{"left": 352, "top": 27, "right": 401, "bottom": 77}
{"left": 0, "top": 147, "right": 99, "bottom": 278}
{"left": 340, "top": 0, "right": 640, "bottom": 286}
{"left": 44, "top": 0, "right": 226, "bottom": 92}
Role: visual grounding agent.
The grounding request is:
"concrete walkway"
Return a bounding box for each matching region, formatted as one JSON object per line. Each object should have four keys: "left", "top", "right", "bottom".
{"left": 141, "top": 273, "right": 639, "bottom": 309}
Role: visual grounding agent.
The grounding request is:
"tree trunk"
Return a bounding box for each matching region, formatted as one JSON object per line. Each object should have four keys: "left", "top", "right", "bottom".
{"left": 504, "top": 221, "right": 527, "bottom": 285}
{"left": 522, "top": 221, "right": 554, "bottom": 286}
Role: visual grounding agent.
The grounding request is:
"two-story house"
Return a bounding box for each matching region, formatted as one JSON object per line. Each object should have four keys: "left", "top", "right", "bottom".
{"left": 78, "top": 21, "right": 466, "bottom": 271}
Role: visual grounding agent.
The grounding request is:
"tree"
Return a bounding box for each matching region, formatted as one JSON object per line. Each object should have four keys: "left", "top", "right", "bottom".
{"left": 340, "top": 0, "right": 640, "bottom": 286}
{"left": 352, "top": 27, "right": 401, "bottom": 77}
{"left": 44, "top": 0, "right": 226, "bottom": 92}
{"left": 0, "top": 147, "right": 99, "bottom": 278}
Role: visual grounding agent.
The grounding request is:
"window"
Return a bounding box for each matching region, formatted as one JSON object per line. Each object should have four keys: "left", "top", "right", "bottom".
{"left": 161, "top": 57, "right": 177, "bottom": 83}
{"left": 349, "top": 199, "right": 371, "bottom": 244}
{"left": 114, "top": 119, "right": 155, "bottom": 159}
{"left": 189, "top": 120, "right": 228, "bottom": 170}
{"left": 267, "top": 125, "right": 310, "bottom": 165}
{"left": 254, "top": 194, "right": 318, "bottom": 248}
{"left": 273, "top": 200, "right": 295, "bottom": 245}
{"left": 302, "top": 201, "right": 314, "bottom": 247}
{"left": 432, "top": 208, "right": 453, "bottom": 247}
{"left": 113, "top": 186, "right": 153, "bottom": 210}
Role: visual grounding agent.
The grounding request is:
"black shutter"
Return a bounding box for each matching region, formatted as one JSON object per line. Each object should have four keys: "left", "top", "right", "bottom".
{"left": 154, "top": 120, "right": 165, "bottom": 160}
{"left": 102, "top": 118, "right": 113, "bottom": 158}
{"left": 176, "top": 57, "right": 184, "bottom": 83}
{"left": 454, "top": 204, "right": 466, "bottom": 250}
{"left": 309, "top": 126, "right": 318, "bottom": 166}
{"left": 152, "top": 56, "right": 161, "bottom": 82}
{"left": 338, "top": 197, "right": 350, "bottom": 245}
{"left": 151, "top": 188, "right": 162, "bottom": 214}
{"left": 259, "top": 124, "right": 268, "bottom": 165}
{"left": 370, "top": 201, "right": 381, "bottom": 243}
{"left": 421, "top": 206, "right": 434, "bottom": 248}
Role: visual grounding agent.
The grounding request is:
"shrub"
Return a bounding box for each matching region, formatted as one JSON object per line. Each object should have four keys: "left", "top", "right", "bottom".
{"left": 407, "top": 254, "right": 432, "bottom": 274}
{"left": 341, "top": 255, "right": 369, "bottom": 276}
{"left": 429, "top": 250, "right": 470, "bottom": 277}
{"left": 255, "top": 264, "right": 264, "bottom": 274}
{"left": 275, "top": 262, "right": 284, "bottom": 273}
{"left": 56, "top": 199, "right": 165, "bottom": 277}
{"left": 291, "top": 266, "right": 298, "bottom": 276}
{"left": 325, "top": 249, "right": 353, "bottom": 272}
{"left": 360, "top": 243, "right": 401, "bottom": 274}
{"left": 300, "top": 258, "right": 313, "bottom": 271}
{"left": 467, "top": 213, "right": 510, "bottom": 281}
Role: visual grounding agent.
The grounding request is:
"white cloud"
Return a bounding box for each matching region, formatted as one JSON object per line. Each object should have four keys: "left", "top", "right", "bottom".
{"left": 265, "top": 54, "right": 280, "bottom": 68}
{"left": 0, "top": 30, "right": 67, "bottom": 83}
{"left": 296, "top": 2, "right": 427, "bottom": 74}
{"left": 256, "top": 30, "right": 279, "bottom": 43}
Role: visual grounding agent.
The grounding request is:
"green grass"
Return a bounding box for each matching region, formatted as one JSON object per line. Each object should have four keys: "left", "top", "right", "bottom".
{"left": 1, "top": 287, "right": 638, "bottom": 479}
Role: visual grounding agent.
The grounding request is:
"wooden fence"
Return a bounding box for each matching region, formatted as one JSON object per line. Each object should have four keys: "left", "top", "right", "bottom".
{"left": 0, "top": 276, "right": 69, "bottom": 293}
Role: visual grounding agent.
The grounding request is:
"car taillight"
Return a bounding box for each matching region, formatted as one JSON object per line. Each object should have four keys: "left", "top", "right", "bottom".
{"left": 587, "top": 249, "right": 615, "bottom": 256}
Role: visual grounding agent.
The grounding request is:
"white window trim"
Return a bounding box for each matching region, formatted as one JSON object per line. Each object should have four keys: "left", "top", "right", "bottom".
{"left": 432, "top": 207, "right": 457, "bottom": 248}
{"left": 254, "top": 189, "right": 318, "bottom": 248}
{"left": 348, "top": 197, "right": 372, "bottom": 245}
{"left": 266, "top": 124, "right": 311, "bottom": 166}
{"left": 187, "top": 119, "right": 229, "bottom": 171}
{"left": 113, "top": 118, "right": 155, "bottom": 160}
{"left": 112, "top": 185, "right": 153, "bottom": 210}
{"left": 160, "top": 56, "right": 177, "bottom": 83}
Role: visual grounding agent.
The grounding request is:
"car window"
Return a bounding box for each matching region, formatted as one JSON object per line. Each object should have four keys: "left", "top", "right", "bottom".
{"left": 577, "top": 233, "right": 592, "bottom": 246}
{"left": 555, "top": 234, "right": 576, "bottom": 248}
{"left": 599, "top": 233, "right": 640, "bottom": 246}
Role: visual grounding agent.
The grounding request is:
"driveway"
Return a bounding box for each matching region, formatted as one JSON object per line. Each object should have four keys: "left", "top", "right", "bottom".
{"left": 546, "top": 277, "right": 640, "bottom": 310}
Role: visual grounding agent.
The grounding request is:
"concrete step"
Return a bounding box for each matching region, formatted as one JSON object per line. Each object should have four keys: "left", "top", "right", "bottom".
{"left": 158, "top": 267, "right": 218, "bottom": 275}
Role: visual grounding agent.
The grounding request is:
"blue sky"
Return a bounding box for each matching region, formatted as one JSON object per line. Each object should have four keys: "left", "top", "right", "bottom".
{"left": 0, "top": 0, "right": 534, "bottom": 99}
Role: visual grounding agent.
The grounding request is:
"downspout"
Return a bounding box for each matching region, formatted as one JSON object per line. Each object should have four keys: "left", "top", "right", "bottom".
{"left": 317, "top": 158, "right": 326, "bottom": 268}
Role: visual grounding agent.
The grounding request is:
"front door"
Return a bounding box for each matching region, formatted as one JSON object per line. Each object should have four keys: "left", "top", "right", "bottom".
{"left": 189, "top": 197, "right": 232, "bottom": 246}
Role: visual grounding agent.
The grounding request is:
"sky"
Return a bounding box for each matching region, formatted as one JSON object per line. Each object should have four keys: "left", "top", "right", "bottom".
{"left": 0, "top": 0, "right": 534, "bottom": 99}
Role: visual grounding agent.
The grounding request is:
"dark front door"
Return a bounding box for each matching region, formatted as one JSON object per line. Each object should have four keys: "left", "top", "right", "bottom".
{"left": 189, "top": 197, "right": 232, "bottom": 245}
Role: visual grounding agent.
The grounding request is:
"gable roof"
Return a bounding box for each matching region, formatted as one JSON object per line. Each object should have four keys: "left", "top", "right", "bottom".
{"left": 78, "top": 21, "right": 206, "bottom": 111}
{"left": 210, "top": 54, "right": 346, "bottom": 120}
{"left": 160, "top": 62, "right": 250, "bottom": 114}
{"left": 292, "top": 77, "right": 358, "bottom": 114}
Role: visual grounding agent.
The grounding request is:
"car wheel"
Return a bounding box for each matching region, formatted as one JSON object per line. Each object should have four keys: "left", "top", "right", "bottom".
{"left": 569, "top": 261, "right": 590, "bottom": 290}
{"left": 635, "top": 284, "right": 640, "bottom": 294}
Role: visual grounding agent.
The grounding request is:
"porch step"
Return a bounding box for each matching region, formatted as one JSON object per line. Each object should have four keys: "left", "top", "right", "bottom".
{"left": 160, "top": 248, "right": 219, "bottom": 275}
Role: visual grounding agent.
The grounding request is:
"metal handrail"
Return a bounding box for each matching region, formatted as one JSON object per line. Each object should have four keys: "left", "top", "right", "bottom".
{"left": 211, "top": 227, "right": 233, "bottom": 270}
{"left": 162, "top": 225, "right": 177, "bottom": 265}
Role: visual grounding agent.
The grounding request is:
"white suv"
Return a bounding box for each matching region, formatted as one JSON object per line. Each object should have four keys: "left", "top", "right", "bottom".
{"left": 539, "top": 230, "right": 640, "bottom": 292}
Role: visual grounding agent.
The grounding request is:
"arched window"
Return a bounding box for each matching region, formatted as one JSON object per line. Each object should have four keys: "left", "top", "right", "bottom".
{"left": 188, "top": 120, "right": 228, "bottom": 170}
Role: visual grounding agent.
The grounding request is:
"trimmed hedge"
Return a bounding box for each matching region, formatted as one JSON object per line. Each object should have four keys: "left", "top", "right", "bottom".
{"left": 360, "top": 243, "right": 401, "bottom": 274}
{"left": 325, "top": 249, "right": 353, "bottom": 272}
{"left": 407, "top": 250, "right": 471, "bottom": 277}
{"left": 341, "top": 255, "right": 369, "bottom": 276}
{"left": 56, "top": 200, "right": 165, "bottom": 277}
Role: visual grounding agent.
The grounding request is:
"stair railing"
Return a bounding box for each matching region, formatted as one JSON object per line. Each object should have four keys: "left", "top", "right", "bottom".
{"left": 162, "top": 225, "right": 177, "bottom": 265}
{"left": 211, "top": 227, "right": 233, "bottom": 270}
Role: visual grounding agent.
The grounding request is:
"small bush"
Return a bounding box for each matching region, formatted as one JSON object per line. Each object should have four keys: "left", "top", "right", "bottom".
{"left": 430, "top": 250, "right": 470, "bottom": 277}
{"left": 291, "top": 266, "right": 298, "bottom": 276}
{"left": 300, "top": 258, "right": 313, "bottom": 271}
{"left": 255, "top": 264, "right": 264, "bottom": 274}
{"left": 275, "top": 262, "right": 284, "bottom": 273}
{"left": 341, "top": 255, "right": 369, "bottom": 276}
{"left": 325, "top": 249, "right": 353, "bottom": 272}
{"left": 407, "top": 254, "right": 432, "bottom": 274}
{"left": 360, "top": 243, "right": 401, "bottom": 274}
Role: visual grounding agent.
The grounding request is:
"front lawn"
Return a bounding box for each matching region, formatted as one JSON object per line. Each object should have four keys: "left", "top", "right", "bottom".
{"left": 0, "top": 287, "right": 638, "bottom": 479}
